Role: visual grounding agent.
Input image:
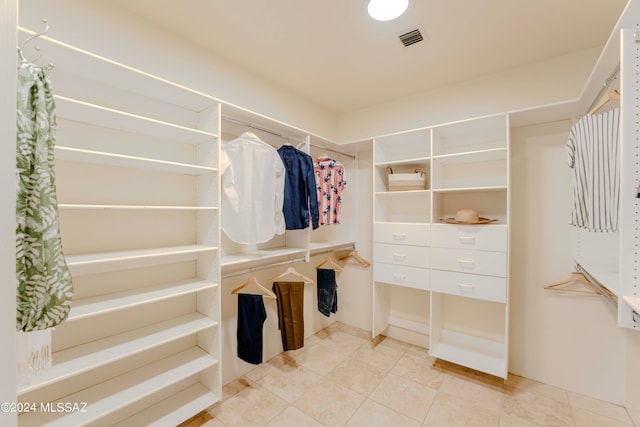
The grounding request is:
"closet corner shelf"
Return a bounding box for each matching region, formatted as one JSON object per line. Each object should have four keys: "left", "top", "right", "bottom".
{"left": 430, "top": 329, "right": 506, "bottom": 379}
{"left": 112, "top": 383, "right": 217, "bottom": 427}
{"left": 66, "top": 245, "right": 218, "bottom": 277}
{"left": 55, "top": 146, "right": 218, "bottom": 176}
{"left": 67, "top": 279, "right": 218, "bottom": 322}
{"left": 18, "top": 347, "right": 217, "bottom": 427}
{"left": 18, "top": 313, "right": 217, "bottom": 396}
{"left": 55, "top": 96, "right": 218, "bottom": 144}
{"left": 575, "top": 257, "right": 620, "bottom": 297}
{"left": 220, "top": 247, "right": 308, "bottom": 271}
{"left": 308, "top": 241, "right": 356, "bottom": 256}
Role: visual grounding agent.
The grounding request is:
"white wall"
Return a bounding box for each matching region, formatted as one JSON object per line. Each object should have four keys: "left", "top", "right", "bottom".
{"left": 1, "top": 0, "right": 18, "bottom": 426}
{"left": 19, "top": 0, "right": 338, "bottom": 141}
{"left": 337, "top": 48, "right": 600, "bottom": 142}
{"left": 510, "top": 120, "right": 627, "bottom": 405}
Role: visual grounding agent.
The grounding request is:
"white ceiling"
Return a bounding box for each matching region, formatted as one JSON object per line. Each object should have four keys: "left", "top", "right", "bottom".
{"left": 111, "top": 0, "right": 627, "bottom": 114}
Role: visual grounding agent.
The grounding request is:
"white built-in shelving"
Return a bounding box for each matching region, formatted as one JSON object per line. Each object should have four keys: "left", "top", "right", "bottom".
{"left": 17, "top": 29, "right": 222, "bottom": 426}
{"left": 372, "top": 114, "right": 511, "bottom": 378}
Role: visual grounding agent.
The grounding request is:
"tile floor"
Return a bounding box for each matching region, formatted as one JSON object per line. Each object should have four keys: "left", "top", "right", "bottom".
{"left": 178, "top": 322, "right": 635, "bottom": 427}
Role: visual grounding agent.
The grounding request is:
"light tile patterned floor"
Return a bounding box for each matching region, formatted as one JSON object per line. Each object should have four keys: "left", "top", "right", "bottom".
{"left": 178, "top": 322, "right": 635, "bottom": 427}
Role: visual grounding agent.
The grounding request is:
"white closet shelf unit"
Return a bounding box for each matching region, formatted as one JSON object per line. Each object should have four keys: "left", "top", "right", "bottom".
{"left": 17, "top": 27, "right": 222, "bottom": 426}
{"left": 372, "top": 112, "right": 511, "bottom": 378}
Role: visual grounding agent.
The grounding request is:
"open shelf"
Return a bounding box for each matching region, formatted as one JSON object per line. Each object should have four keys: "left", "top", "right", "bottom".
{"left": 55, "top": 96, "right": 217, "bottom": 144}
{"left": 432, "top": 115, "right": 507, "bottom": 156}
{"left": 55, "top": 146, "right": 217, "bottom": 176}
{"left": 59, "top": 204, "right": 218, "bottom": 211}
{"left": 19, "top": 313, "right": 216, "bottom": 395}
{"left": 18, "top": 347, "right": 217, "bottom": 427}
{"left": 430, "top": 329, "right": 506, "bottom": 378}
{"left": 375, "top": 129, "right": 430, "bottom": 164}
{"left": 67, "top": 279, "right": 218, "bottom": 322}
{"left": 112, "top": 383, "right": 217, "bottom": 427}
{"left": 19, "top": 30, "right": 219, "bottom": 113}
{"left": 375, "top": 156, "right": 431, "bottom": 168}
{"left": 308, "top": 241, "right": 356, "bottom": 256}
{"left": 66, "top": 245, "right": 218, "bottom": 276}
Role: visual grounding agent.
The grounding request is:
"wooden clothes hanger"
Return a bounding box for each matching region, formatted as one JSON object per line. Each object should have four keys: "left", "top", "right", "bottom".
{"left": 544, "top": 272, "right": 601, "bottom": 295}
{"left": 588, "top": 89, "right": 620, "bottom": 115}
{"left": 268, "top": 266, "right": 314, "bottom": 284}
{"left": 231, "top": 276, "right": 277, "bottom": 299}
{"left": 315, "top": 256, "right": 343, "bottom": 271}
{"left": 338, "top": 250, "right": 371, "bottom": 267}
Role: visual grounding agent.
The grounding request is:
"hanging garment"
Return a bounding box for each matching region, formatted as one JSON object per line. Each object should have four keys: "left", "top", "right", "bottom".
{"left": 316, "top": 268, "right": 338, "bottom": 317}
{"left": 221, "top": 132, "right": 286, "bottom": 244}
{"left": 236, "top": 294, "right": 267, "bottom": 365}
{"left": 272, "top": 281, "right": 304, "bottom": 351}
{"left": 314, "top": 157, "right": 347, "bottom": 225}
{"left": 16, "top": 61, "right": 73, "bottom": 381}
{"left": 566, "top": 107, "right": 620, "bottom": 232}
{"left": 277, "top": 145, "right": 319, "bottom": 230}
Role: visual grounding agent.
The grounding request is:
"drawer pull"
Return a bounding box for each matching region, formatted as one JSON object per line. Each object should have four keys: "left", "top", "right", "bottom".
{"left": 458, "top": 259, "right": 476, "bottom": 268}
{"left": 393, "top": 274, "right": 407, "bottom": 282}
{"left": 458, "top": 284, "right": 475, "bottom": 294}
{"left": 458, "top": 236, "right": 475, "bottom": 245}
{"left": 393, "top": 253, "right": 407, "bottom": 262}
{"left": 393, "top": 233, "right": 407, "bottom": 241}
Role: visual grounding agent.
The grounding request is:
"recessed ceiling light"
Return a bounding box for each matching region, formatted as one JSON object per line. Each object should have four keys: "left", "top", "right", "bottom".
{"left": 367, "top": 0, "right": 409, "bottom": 21}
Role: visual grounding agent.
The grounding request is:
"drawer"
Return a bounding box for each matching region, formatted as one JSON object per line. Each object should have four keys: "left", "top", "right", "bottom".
{"left": 431, "top": 248, "right": 507, "bottom": 277}
{"left": 431, "top": 269, "right": 507, "bottom": 303}
{"left": 374, "top": 263, "right": 429, "bottom": 291}
{"left": 374, "top": 243, "right": 430, "bottom": 268}
{"left": 374, "top": 223, "right": 429, "bottom": 246}
{"left": 431, "top": 224, "right": 507, "bottom": 252}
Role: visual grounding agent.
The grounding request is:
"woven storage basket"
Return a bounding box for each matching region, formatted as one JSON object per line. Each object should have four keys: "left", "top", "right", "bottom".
{"left": 386, "top": 167, "right": 427, "bottom": 191}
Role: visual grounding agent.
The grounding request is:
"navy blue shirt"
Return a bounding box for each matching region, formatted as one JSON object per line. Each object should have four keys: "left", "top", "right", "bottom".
{"left": 277, "top": 145, "right": 320, "bottom": 230}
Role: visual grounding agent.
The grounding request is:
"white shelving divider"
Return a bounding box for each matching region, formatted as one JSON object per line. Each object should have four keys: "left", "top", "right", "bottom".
{"left": 17, "top": 29, "right": 222, "bottom": 426}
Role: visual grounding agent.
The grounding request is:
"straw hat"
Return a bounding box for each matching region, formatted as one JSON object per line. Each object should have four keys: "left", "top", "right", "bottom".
{"left": 441, "top": 208, "right": 497, "bottom": 224}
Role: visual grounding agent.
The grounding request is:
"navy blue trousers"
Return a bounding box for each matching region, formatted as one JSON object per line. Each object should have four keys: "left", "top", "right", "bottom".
{"left": 237, "top": 294, "right": 267, "bottom": 365}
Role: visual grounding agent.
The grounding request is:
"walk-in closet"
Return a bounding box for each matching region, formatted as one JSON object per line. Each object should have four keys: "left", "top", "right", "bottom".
{"left": 2, "top": 0, "right": 640, "bottom": 426}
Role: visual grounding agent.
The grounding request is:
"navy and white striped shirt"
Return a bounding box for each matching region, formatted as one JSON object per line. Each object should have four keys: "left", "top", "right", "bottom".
{"left": 566, "top": 107, "right": 620, "bottom": 232}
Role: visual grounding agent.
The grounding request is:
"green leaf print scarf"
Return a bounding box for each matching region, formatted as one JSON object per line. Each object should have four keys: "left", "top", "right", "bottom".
{"left": 16, "top": 61, "right": 73, "bottom": 379}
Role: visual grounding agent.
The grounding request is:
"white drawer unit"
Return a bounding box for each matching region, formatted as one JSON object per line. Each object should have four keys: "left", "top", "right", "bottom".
{"left": 374, "top": 243, "right": 430, "bottom": 268}
{"left": 374, "top": 222, "right": 429, "bottom": 246}
{"left": 431, "top": 269, "right": 507, "bottom": 303}
{"left": 374, "top": 263, "right": 430, "bottom": 291}
{"left": 431, "top": 224, "right": 507, "bottom": 252}
{"left": 431, "top": 247, "right": 507, "bottom": 277}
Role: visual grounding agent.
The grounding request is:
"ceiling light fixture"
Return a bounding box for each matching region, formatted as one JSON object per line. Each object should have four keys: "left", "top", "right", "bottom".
{"left": 367, "top": 0, "right": 409, "bottom": 21}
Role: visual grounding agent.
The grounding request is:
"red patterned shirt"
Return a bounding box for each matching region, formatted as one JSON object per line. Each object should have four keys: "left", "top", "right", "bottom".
{"left": 314, "top": 157, "right": 347, "bottom": 225}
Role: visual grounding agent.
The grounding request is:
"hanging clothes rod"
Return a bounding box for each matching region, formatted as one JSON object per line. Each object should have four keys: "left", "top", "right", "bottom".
{"left": 574, "top": 262, "right": 618, "bottom": 307}
{"left": 221, "top": 115, "right": 356, "bottom": 160}
{"left": 222, "top": 257, "right": 307, "bottom": 279}
{"left": 585, "top": 64, "right": 620, "bottom": 114}
{"left": 221, "top": 115, "right": 300, "bottom": 142}
{"left": 309, "top": 143, "right": 356, "bottom": 160}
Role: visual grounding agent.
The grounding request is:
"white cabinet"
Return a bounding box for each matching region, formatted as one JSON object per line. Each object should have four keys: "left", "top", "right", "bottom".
{"left": 372, "top": 114, "right": 510, "bottom": 379}
{"left": 17, "top": 33, "right": 222, "bottom": 427}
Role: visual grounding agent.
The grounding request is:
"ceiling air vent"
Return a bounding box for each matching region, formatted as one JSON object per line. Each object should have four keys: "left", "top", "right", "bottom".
{"left": 399, "top": 28, "right": 423, "bottom": 47}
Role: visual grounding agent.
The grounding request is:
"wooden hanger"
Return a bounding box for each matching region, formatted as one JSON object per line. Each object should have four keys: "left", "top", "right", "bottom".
{"left": 315, "top": 256, "right": 343, "bottom": 271}
{"left": 544, "top": 272, "right": 601, "bottom": 295}
{"left": 589, "top": 89, "right": 620, "bottom": 115}
{"left": 338, "top": 250, "right": 371, "bottom": 267}
{"left": 231, "top": 276, "right": 277, "bottom": 299}
{"left": 268, "top": 266, "right": 314, "bottom": 284}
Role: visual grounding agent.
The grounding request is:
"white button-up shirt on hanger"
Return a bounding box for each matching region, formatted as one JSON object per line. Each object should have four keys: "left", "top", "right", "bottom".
{"left": 221, "top": 132, "right": 286, "bottom": 244}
